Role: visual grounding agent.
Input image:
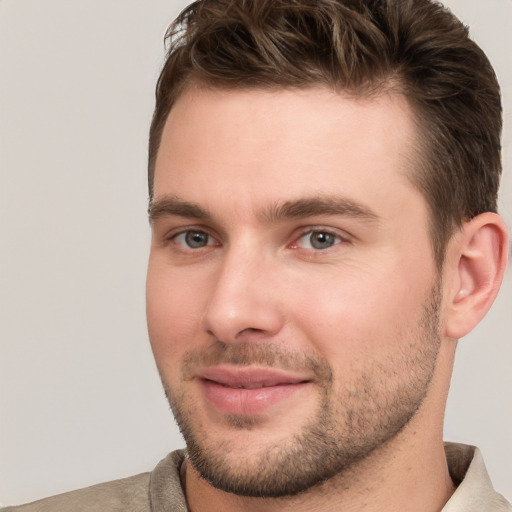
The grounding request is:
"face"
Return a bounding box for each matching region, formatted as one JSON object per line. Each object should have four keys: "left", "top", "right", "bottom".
{"left": 146, "top": 86, "right": 442, "bottom": 497}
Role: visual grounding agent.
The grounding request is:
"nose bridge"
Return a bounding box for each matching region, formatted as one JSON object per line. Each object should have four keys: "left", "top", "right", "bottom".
{"left": 202, "top": 238, "right": 283, "bottom": 342}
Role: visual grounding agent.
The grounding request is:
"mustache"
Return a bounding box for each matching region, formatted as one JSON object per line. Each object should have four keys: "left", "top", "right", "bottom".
{"left": 181, "top": 340, "right": 333, "bottom": 384}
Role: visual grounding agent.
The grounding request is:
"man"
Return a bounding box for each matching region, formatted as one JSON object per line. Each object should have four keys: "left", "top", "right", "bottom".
{"left": 3, "top": 0, "right": 510, "bottom": 510}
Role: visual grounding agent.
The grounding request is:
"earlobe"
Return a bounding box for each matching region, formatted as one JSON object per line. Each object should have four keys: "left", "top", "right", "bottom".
{"left": 444, "top": 212, "right": 509, "bottom": 339}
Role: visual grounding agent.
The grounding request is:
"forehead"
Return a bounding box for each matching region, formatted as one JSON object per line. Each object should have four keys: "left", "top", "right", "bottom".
{"left": 153, "top": 86, "right": 421, "bottom": 217}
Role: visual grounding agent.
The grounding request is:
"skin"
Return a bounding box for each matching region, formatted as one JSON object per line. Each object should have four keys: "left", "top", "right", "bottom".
{"left": 146, "top": 86, "right": 507, "bottom": 512}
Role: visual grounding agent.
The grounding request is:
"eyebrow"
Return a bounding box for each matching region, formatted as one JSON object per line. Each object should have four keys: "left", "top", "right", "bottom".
{"left": 261, "top": 196, "right": 379, "bottom": 223}
{"left": 148, "top": 195, "right": 379, "bottom": 224}
{"left": 149, "top": 196, "right": 211, "bottom": 223}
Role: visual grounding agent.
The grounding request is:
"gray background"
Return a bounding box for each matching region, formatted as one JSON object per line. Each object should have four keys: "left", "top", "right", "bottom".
{"left": 0, "top": 0, "right": 510, "bottom": 506}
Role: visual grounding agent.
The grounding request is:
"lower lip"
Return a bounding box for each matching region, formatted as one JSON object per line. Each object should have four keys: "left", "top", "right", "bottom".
{"left": 201, "top": 379, "right": 310, "bottom": 416}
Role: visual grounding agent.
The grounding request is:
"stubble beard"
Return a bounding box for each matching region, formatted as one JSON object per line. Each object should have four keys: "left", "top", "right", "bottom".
{"left": 162, "top": 286, "right": 442, "bottom": 498}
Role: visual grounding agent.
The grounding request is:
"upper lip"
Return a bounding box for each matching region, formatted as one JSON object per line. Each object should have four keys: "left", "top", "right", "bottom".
{"left": 197, "top": 365, "right": 312, "bottom": 389}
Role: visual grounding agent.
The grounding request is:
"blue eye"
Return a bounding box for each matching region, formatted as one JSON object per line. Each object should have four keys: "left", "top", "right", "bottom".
{"left": 297, "top": 231, "right": 341, "bottom": 250}
{"left": 175, "top": 230, "right": 213, "bottom": 248}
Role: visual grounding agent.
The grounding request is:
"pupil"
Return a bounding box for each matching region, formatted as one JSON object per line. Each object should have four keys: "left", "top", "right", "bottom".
{"left": 186, "top": 231, "right": 208, "bottom": 248}
{"left": 311, "top": 232, "right": 334, "bottom": 249}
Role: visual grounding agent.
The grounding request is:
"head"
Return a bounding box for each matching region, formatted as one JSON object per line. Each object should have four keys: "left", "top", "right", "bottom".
{"left": 146, "top": 0, "right": 508, "bottom": 501}
{"left": 148, "top": 0, "right": 502, "bottom": 269}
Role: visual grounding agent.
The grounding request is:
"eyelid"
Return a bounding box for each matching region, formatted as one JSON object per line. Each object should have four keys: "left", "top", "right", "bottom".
{"left": 161, "top": 225, "right": 221, "bottom": 248}
{"left": 289, "top": 226, "right": 352, "bottom": 249}
{"left": 176, "top": 231, "right": 216, "bottom": 248}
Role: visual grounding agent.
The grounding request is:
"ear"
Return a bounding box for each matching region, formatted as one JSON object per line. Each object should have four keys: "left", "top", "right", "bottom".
{"left": 444, "top": 212, "right": 509, "bottom": 339}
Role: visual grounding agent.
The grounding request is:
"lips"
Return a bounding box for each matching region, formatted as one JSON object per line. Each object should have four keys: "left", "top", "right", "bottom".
{"left": 197, "top": 365, "right": 312, "bottom": 416}
{"left": 215, "top": 382, "right": 278, "bottom": 389}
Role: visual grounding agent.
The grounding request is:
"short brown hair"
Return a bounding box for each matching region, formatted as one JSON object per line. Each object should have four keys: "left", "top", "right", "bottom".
{"left": 148, "top": 0, "right": 502, "bottom": 267}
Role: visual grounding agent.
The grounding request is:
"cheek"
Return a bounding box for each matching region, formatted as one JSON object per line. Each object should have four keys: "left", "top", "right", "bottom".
{"left": 289, "top": 260, "right": 432, "bottom": 362}
{"left": 146, "top": 261, "right": 208, "bottom": 365}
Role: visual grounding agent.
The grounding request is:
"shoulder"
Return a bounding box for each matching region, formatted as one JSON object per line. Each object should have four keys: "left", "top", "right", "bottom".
{"left": 444, "top": 442, "right": 512, "bottom": 512}
{"left": 1, "top": 450, "right": 187, "bottom": 512}
{"left": 0, "top": 472, "right": 151, "bottom": 512}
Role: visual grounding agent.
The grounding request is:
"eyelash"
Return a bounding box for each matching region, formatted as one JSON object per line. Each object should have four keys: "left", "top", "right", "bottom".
{"left": 290, "top": 226, "right": 352, "bottom": 251}
{"left": 165, "top": 228, "right": 218, "bottom": 251}
{"left": 164, "top": 226, "right": 351, "bottom": 253}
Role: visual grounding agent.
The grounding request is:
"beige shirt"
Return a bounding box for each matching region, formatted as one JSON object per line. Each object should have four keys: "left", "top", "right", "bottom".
{"left": 2, "top": 443, "right": 510, "bottom": 511}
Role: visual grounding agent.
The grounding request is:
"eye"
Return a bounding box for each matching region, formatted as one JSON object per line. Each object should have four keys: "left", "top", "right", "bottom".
{"left": 296, "top": 230, "right": 342, "bottom": 250}
{"left": 174, "top": 230, "right": 215, "bottom": 249}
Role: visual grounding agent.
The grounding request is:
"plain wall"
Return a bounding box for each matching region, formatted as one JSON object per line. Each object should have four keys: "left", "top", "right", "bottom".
{"left": 0, "top": 0, "right": 510, "bottom": 506}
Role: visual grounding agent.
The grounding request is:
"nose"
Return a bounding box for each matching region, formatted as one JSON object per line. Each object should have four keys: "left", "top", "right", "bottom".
{"left": 202, "top": 245, "right": 285, "bottom": 343}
